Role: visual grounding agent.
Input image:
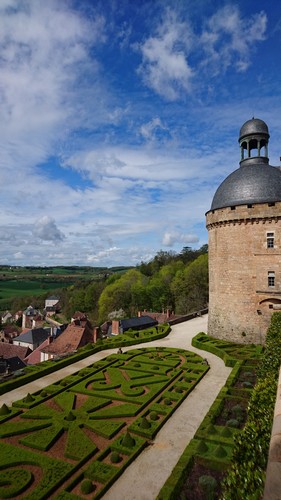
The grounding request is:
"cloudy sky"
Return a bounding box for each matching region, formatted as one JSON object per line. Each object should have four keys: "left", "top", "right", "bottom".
{"left": 1, "top": 0, "right": 281, "bottom": 267}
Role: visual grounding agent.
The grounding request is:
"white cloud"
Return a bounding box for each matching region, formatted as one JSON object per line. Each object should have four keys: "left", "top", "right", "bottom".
{"left": 137, "top": 9, "right": 193, "bottom": 100}
{"left": 32, "top": 216, "right": 65, "bottom": 242}
{"left": 162, "top": 231, "right": 199, "bottom": 247}
{"left": 200, "top": 6, "right": 267, "bottom": 73}
{"left": 0, "top": 0, "right": 106, "bottom": 171}
{"left": 139, "top": 117, "right": 168, "bottom": 140}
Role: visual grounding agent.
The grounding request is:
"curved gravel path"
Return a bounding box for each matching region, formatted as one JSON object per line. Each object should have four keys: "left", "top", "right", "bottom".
{"left": 102, "top": 316, "right": 231, "bottom": 500}
{"left": 0, "top": 316, "right": 231, "bottom": 499}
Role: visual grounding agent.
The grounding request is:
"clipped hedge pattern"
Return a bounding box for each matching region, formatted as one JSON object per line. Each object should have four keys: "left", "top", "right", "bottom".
{"left": 158, "top": 336, "right": 263, "bottom": 499}
{"left": 0, "top": 346, "right": 208, "bottom": 499}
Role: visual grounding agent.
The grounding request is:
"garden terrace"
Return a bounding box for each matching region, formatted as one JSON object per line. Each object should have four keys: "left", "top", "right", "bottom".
{"left": 158, "top": 335, "right": 264, "bottom": 499}
{"left": 0, "top": 347, "right": 209, "bottom": 499}
{"left": 0, "top": 324, "right": 171, "bottom": 396}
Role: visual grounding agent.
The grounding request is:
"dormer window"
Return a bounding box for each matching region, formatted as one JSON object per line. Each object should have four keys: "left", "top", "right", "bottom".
{"left": 268, "top": 271, "right": 275, "bottom": 287}
{"left": 267, "top": 232, "right": 274, "bottom": 248}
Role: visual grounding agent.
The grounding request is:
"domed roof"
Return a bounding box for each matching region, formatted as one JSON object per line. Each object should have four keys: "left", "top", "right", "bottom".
{"left": 211, "top": 162, "right": 281, "bottom": 210}
{"left": 239, "top": 118, "right": 269, "bottom": 141}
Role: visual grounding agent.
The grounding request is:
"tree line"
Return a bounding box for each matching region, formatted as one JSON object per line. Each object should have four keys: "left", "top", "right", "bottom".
{"left": 60, "top": 245, "right": 209, "bottom": 323}
{"left": 7, "top": 246, "right": 208, "bottom": 325}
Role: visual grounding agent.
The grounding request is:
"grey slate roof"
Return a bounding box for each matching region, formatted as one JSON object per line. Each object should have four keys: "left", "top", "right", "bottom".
{"left": 120, "top": 315, "right": 158, "bottom": 331}
{"left": 13, "top": 328, "right": 50, "bottom": 345}
{"left": 211, "top": 161, "right": 281, "bottom": 210}
{"left": 210, "top": 118, "right": 281, "bottom": 211}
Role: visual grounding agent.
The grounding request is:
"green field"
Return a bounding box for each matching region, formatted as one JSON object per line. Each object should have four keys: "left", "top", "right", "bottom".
{"left": 0, "top": 280, "right": 71, "bottom": 309}
{"left": 0, "top": 265, "right": 133, "bottom": 310}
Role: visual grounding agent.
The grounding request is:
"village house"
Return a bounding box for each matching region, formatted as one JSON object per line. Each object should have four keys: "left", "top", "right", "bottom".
{"left": 22, "top": 305, "right": 44, "bottom": 330}
{"left": 40, "top": 314, "right": 97, "bottom": 361}
{"left": 13, "top": 327, "right": 51, "bottom": 351}
{"left": 44, "top": 295, "right": 60, "bottom": 316}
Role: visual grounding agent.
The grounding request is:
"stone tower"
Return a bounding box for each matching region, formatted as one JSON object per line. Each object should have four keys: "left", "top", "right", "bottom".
{"left": 206, "top": 118, "right": 281, "bottom": 344}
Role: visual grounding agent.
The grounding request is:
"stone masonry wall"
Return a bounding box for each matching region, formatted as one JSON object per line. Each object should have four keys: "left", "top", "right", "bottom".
{"left": 206, "top": 202, "right": 281, "bottom": 344}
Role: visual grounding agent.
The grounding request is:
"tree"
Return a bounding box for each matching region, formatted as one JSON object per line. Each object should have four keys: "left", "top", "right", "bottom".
{"left": 172, "top": 254, "right": 208, "bottom": 314}
{"left": 98, "top": 269, "right": 148, "bottom": 323}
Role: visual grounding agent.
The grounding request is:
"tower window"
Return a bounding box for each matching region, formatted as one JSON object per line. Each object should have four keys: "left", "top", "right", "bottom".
{"left": 268, "top": 271, "right": 275, "bottom": 287}
{"left": 267, "top": 232, "right": 274, "bottom": 248}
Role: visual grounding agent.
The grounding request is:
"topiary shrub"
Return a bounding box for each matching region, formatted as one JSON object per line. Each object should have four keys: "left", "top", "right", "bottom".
{"left": 199, "top": 475, "right": 217, "bottom": 499}
{"left": 220, "top": 426, "right": 232, "bottom": 438}
{"left": 226, "top": 418, "right": 239, "bottom": 428}
{"left": 0, "top": 403, "right": 10, "bottom": 415}
{"left": 64, "top": 411, "right": 76, "bottom": 421}
{"left": 150, "top": 411, "right": 159, "bottom": 421}
{"left": 242, "top": 381, "right": 253, "bottom": 388}
{"left": 207, "top": 424, "right": 217, "bottom": 434}
{"left": 231, "top": 404, "right": 244, "bottom": 417}
{"left": 23, "top": 393, "right": 34, "bottom": 403}
{"left": 121, "top": 431, "right": 135, "bottom": 448}
{"left": 81, "top": 479, "right": 95, "bottom": 494}
{"left": 164, "top": 398, "right": 172, "bottom": 406}
{"left": 175, "top": 387, "right": 183, "bottom": 393}
{"left": 139, "top": 417, "right": 151, "bottom": 429}
{"left": 197, "top": 440, "right": 208, "bottom": 453}
{"left": 40, "top": 390, "right": 47, "bottom": 397}
{"left": 214, "top": 445, "right": 227, "bottom": 458}
{"left": 110, "top": 452, "right": 121, "bottom": 463}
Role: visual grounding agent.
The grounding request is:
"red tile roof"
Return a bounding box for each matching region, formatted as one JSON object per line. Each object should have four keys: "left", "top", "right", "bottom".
{"left": 41, "top": 321, "right": 94, "bottom": 356}
{"left": 0, "top": 343, "right": 32, "bottom": 360}
{"left": 25, "top": 338, "right": 50, "bottom": 365}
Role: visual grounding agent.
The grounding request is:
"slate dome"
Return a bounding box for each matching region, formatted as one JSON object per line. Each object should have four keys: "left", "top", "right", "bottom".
{"left": 211, "top": 163, "right": 281, "bottom": 210}
{"left": 210, "top": 118, "right": 281, "bottom": 210}
{"left": 239, "top": 118, "right": 269, "bottom": 141}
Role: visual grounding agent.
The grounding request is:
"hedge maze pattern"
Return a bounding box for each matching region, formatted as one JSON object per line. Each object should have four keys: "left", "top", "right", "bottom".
{"left": 0, "top": 347, "right": 208, "bottom": 499}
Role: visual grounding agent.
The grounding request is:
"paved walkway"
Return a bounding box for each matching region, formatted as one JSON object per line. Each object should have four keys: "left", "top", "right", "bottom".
{"left": 0, "top": 316, "right": 232, "bottom": 499}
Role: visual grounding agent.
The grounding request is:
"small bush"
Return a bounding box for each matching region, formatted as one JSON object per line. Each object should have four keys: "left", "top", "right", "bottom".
{"left": 23, "top": 393, "right": 34, "bottom": 403}
{"left": 199, "top": 475, "right": 217, "bottom": 499}
{"left": 139, "top": 417, "right": 151, "bottom": 429}
{"left": 64, "top": 411, "right": 76, "bottom": 421}
{"left": 81, "top": 479, "right": 95, "bottom": 494}
{"left": 226, "top": 419, "right": 239, "bottom": 428}
{"left": 121, "top": 431, "right": 135, "bottom": 448}
{"left": 164, "top": 398, "right": 172, "bottom": 406}
{"left": 110, "top": 452, "right": 121, "bottom": 463}
{"left": 197, "top": 440, "right": 208, "bottom": 453}
{"left": 150, "top": 411, "right": 159, "bottom": 421}
{"left": 0, "top": 404, "right": 10, "bottom": 415}
{"left": 220, "top": 426, "right": 232, "bottom": 438}
{"left": 214, "top": 445, "right": 227, "bottom": 458}
{"left": 242, "top": 381, "right": 253, "bottom": 388}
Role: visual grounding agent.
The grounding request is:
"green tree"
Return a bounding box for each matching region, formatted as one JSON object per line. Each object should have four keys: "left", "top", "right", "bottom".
{"left": 98, "top": 269, "right": 148, "bottom": 323}
{"left": 171, "top": 253, "right": 208, "bottom": 314}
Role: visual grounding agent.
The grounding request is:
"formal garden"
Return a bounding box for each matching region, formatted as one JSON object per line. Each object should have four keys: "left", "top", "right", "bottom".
{"left": 0, "top": 346, "right": 209, "bottom": 499}
{"left": 1, "top": 312, "right": 280, "bottom": 499}
{"left": 158, "top": 313, "right": 281, "bottom": 499}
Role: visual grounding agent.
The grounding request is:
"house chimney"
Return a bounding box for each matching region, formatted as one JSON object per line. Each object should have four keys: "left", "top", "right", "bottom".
{"left": 112, "top": 320, "right": 120, "bottom": 335}
{"left": 93, "top": 327, "right": 98, "bottom": 343}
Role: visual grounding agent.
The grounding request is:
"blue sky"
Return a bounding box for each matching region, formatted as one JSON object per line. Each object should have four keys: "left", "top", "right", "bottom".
{"left": 1, "top": 0, "right": 281, "bottom": 267}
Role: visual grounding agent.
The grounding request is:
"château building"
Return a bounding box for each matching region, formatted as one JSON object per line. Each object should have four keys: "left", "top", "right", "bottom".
{"left": 206, "top": 118, "right": 281, "bottom": 343}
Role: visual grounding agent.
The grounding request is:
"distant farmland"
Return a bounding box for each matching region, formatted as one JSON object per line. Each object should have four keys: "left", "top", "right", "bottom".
{"left": 0, "top": 265, "right": 133, "bottom": 310}
{"left": 0, "top": 280, "right": 71, "bottom": 309}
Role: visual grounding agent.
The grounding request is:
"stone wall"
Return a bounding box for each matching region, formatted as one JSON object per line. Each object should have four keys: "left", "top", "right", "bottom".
{"left": 206, "top": 202, "right": 281, "bottom": 344}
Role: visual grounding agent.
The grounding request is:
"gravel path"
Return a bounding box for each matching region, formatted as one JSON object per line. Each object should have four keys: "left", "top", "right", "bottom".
{"left": 0, "top": 316, "right": 232, "bottom": 500}
{"left": 103, "top": 316, "right": 231, "bottom": 500}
